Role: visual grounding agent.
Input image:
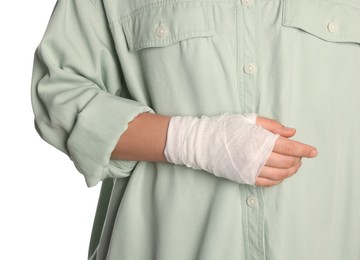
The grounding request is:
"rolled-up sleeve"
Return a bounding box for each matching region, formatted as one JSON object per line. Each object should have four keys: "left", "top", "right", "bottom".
{"left": 31, "top": 0, "right": 152, "bottom": 187}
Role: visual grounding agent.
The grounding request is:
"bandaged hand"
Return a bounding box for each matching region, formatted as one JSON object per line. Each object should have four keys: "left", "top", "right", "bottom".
{"left": 164, "top": 114, "right": 318, "bottom": 186}
{"left": 164, "top": 114, "right": 279, "bottom": 185}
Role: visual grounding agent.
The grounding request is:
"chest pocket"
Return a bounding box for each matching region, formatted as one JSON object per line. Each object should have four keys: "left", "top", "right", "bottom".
{"left": 282, "top": 0, "right": 360, "bottom": 44}
{"left": 119, "top": 2, "right": 216, "bottom": 51}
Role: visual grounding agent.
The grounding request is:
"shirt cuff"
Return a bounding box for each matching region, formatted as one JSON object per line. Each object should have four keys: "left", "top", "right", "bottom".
{"left": 67, "top": 92, "right": 153, "bottom": 187}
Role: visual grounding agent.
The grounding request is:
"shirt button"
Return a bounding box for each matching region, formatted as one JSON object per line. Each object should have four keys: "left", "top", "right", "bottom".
{"left": 244, "top": 63, "right": 257, "bottom": 75}
{"left": 155, "top": 23, "right": 167, "bottom": 38}
{"left": 241, "top": 0, "right": 254, "bottom": 7}
{"left": 327, "top": 21, "right": 339, "bottom": 33}
{"left": 246, "top": 196, "right": 258, "bottom": 208}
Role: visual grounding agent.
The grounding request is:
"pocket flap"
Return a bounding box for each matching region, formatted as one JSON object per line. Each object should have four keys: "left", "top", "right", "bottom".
{"left": 283, "top": 0, "right": 360, "bottom": 44}
{"left": 120, "top": 2, "right": 216, "bottom": 51}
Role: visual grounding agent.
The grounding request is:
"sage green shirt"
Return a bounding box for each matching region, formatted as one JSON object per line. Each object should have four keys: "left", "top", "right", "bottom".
{"left": 31, "top": 0, "right": 360, "bottom": 259}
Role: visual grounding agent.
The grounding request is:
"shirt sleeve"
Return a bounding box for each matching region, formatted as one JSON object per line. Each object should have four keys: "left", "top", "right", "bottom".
{"left": 31, "top": 0, "right": 153, "bottom": 187}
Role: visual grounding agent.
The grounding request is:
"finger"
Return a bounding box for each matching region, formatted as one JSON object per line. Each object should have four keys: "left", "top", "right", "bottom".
{"left": 255, "top": 177, "right": 283, "bottom": 187}
{"left": 256, "top": 116, "right": 296, "bottom": 138}
{"left": 259, "top": 162, "right": 302, "bottom": 181}
{"left": 265, "top": 152, "right": 302, "bottom": 169}
{"left": 273, "top": 136, "right": 318, "bottom": 158}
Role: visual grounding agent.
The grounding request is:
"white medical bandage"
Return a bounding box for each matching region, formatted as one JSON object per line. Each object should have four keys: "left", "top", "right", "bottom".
{"left": 164, "top": 114, "right": 279, "bottom": 185}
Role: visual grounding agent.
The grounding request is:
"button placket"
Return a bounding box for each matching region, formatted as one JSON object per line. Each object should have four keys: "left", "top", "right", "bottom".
{"left": 237, "top": 1, "right": 265, "bottom": 258}
{"left": 239, "top": 0, "right": 260, "bottom": 112}
{"left": 239, "top": 186, "right": 266, "bottom": 260}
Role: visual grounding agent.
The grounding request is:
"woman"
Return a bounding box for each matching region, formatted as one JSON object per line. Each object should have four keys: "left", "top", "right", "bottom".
{"left": 31, "top": 0, "right": 360, "bottom": 259}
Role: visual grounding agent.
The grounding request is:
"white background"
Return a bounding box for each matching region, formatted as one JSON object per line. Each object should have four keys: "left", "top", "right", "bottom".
{"left": 1, "top": 1, "right": 101, "bottom": 259}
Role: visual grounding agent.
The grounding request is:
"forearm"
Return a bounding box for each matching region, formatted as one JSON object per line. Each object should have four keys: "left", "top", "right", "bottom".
{"left": 111, "top": 113, "right": 170, "bottom": 162}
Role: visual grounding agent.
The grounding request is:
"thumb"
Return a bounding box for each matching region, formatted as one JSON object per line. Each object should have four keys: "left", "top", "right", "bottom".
{"left": 256, "top": 116, "right": 296, "bottom": 138}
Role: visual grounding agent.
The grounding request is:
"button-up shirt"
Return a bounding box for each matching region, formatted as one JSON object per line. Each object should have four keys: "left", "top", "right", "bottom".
{"left": 31, "top": 0, "right": 360, "bottom": 259}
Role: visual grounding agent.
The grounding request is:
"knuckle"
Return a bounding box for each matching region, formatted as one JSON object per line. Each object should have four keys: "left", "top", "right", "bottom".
{"left": 277, "top": 168, "right": 295, "bottom": 180}
{"left": 277, "top": 170, "right": 289, "bottom": 180}
{"left": 269, "top": 119, "right": 278, "bottom": 130}
{"left": 283, "top": 142, "right": 295, "bottom": 154}
{"left": 283, "top": 157, "right": 295, "bottom": 169}
{"left": 284, "top": 156, "right": 297, "bottom": 168}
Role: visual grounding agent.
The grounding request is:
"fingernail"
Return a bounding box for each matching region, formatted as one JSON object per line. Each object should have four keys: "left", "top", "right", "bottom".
{"left": 310, "top": 149, "right": 318, "bottom": 157}
{"left": 284, "top": 127, "right": 295, "bottom": 131}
